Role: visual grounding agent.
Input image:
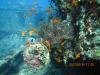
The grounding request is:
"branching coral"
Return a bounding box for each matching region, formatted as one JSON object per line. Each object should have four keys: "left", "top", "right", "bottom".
{"left": 38, "top": 17, "right": 73, "bottom": 46}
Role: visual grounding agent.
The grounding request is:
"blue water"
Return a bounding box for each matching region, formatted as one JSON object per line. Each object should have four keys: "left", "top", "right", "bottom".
{"left": 0, "top": 0, "right": 52, "bottom": 75}
{"left": 0, "top": 0, "right": 50, "bottom": 31}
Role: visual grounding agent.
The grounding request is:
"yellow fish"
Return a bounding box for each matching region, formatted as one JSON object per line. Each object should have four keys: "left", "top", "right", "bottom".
{"left": 29, "top": 31, "right": 33, "bottom": 36}
{"left": 21, "top": 31, "right": 26, "bottom": 36}
{"left": 71, "top": 0, "right": 78, "bottom": 7}
{"left": 31, "top": 28, "right": 37, "bottom": 32}
{"left": 52, "top": 19, "right": 61, "bottom": 25}
{"left": 29, "top": 28, "right": 37, "bottom": 36}
{"left": 76, "top": 53, "right": 81, "bottom": 59}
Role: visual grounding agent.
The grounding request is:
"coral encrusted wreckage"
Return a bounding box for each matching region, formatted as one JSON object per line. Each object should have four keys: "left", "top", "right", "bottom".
{"left": 23, "top": 0, "right": 100, "bottom": 68}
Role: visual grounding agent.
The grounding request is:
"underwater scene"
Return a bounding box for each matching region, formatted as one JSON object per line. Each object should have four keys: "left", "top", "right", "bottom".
{"left": 0, "top": 0, "right": 100, "bottom": 75}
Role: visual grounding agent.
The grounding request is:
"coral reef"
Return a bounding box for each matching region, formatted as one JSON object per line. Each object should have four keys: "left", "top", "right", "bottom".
{"left": 39, "top": 16, "right": 73, "bottom": 46}
{"left": 23, "top": 41, "right": 50, "bottom": 69}
{"left": 22, "top": 0, "right": 100, "bottom": 70}
{"left": 38, "top": 0, "right": 100, "bottom": 65}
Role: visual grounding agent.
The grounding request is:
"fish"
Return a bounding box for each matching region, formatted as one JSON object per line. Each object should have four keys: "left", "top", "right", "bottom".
{"left": 31, "top": 7, "right": 36, "bottom": 11}
{"left": 52, "top": 19, "right": 61, "bottom": 25}
{"left": 29, "top": 28, "right": 37, "bottom": 36}
{"left": 21, "top": 28, "right": 37, "bottom": 37}
{"left": 31, "top": 28, "right": 37, "bottom": 32}
{"left": 76, "top": 53, "right": 81, "bottom": 59}
{"left": 21, "top": 31, "right": 26, "bottom": 36}
{"left": 71, "top": 0, "right": 78, "bottom": 7}
{"left": 29, "top": 31, "right": 33, "bottom": 36}
{"left": 46, "top": 8, "right": 52, "bottom": 13}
